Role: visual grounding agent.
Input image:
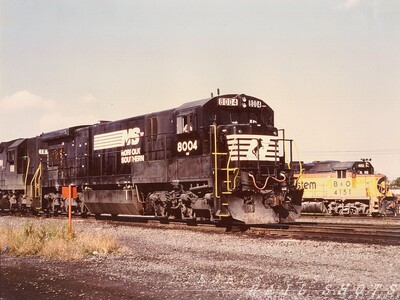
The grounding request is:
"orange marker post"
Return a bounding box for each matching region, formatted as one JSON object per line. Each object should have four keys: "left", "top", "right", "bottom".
{"left": 62, "top": 185, "right": 77, "bottom": 236}
{"left": 68, "top": 184, "right": 73, "bottom": 235}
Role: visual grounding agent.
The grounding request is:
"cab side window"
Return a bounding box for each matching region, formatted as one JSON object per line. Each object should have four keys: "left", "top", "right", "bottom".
{"left": 336, "top": 170, "right": 346, "bottom": 178}
{"left": 177, "top": 114, "right": 196, "bottom": 134}
{"left": 7, "top": 150, "right": 15, "bottom": 163}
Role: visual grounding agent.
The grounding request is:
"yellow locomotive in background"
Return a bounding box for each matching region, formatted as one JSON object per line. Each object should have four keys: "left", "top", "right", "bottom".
{"left": 295, "top": 160, "right": 398, "bottom": 216}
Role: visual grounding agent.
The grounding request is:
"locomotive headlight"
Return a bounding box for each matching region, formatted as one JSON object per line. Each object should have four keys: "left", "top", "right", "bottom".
{"left": 242, "top": 103, "right": 247, "bottom": 108}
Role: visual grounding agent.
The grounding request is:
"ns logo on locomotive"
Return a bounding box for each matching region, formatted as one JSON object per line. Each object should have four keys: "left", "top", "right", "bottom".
{"left": 0, "top": 93, "right": 303, "bottom": 224}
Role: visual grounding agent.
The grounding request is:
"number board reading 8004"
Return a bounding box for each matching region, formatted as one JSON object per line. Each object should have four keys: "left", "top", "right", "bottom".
{"left": 218, "top": 98, "right": 239, "bottom": 107}
{"left": 248, "top": 99, "right": 262, "bottom": 108}
{"left": 218, "top": 97, "right": 262, "bottom": 108}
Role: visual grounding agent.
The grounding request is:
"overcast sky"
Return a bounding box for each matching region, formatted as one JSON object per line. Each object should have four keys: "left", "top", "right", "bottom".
{"left": 1, "top": 0, "right": 399, "bottom": 179}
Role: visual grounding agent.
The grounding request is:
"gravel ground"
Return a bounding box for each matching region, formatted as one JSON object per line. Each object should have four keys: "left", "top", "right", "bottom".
{"left": 1, "top": 216, "right": 400, "bottom": 300}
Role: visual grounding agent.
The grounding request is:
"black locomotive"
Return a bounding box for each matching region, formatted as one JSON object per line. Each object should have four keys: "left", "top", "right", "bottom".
{"left": 0, "top": 93, "right": 303, "bottom": 224}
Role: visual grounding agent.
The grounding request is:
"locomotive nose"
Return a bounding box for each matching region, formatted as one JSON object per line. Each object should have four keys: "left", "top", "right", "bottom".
{"left": 377, "top": 177, "right": 388, "bottom": 195}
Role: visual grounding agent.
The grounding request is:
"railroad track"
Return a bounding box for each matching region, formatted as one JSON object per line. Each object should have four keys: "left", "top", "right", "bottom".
{"left": 301, "top": 213, "right": 400, "bottom": 222}
{"left": 248, "top": 222, "right": 400, "bottom": 245}
{"left": 90, "top": 215, "right": 400, "bottom": 245}
{"left": 3, "top": 212, "right": 400, "bottom": 245}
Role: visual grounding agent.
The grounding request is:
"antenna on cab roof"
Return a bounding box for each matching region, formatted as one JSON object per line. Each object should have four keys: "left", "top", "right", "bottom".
{"left": 211, "top": 88, "right": 220, "bottom": 98}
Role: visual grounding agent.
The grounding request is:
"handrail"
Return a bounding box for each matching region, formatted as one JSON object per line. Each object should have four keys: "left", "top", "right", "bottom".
{"left": 210, "top": 125, "right": 220, "bottom": 199}
{"left": 224, "top": 139, "right": 240, "bottom": 192}
{"left": 30, "top": 162, "right": 42, "bottom": 198}
{"left": 23, "top": 156, "right": 30, "bottom": 196}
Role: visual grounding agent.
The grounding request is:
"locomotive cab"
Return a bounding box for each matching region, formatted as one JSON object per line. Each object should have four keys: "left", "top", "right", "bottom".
{"left": 171, "top": 94, "right": 303, "bottom": 224}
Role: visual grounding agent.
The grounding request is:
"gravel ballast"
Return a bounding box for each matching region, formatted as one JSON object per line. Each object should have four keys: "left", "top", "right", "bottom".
{"left": 1, "top": 216, "right": 399, "bottom": 300}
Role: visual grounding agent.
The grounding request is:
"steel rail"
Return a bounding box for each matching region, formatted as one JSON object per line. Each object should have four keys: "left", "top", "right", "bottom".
{"left": 3, "top": 212, "right": 400, "bottom": 245}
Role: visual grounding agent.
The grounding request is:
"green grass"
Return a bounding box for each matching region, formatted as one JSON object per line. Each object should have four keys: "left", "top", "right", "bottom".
{"left": 0, "top": 221, "right": 121, "bottom": 260}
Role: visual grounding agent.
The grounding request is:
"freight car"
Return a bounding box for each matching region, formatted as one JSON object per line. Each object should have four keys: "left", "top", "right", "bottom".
{"left": 0, "top": 93, "right": 303, "bottom": 224}
{"left": 295, "top": 160, "right": 398, "bottom": 216}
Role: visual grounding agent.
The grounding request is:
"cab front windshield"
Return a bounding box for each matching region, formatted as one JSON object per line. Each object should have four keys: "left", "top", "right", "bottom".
{"left": 220, "top": 110, "right": 261, "bottom": 125}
